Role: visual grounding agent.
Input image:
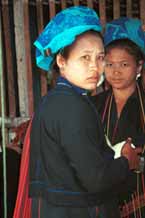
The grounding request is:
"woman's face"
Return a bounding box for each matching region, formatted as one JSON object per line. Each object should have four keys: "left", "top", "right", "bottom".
{"left": 57, "top": 32, "right": 105, "bottom": 90}
{"left": 105, "top": 48, "right": 141, "bottom": 90}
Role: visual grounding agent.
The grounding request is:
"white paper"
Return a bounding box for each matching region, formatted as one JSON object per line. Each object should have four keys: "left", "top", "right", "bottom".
{"left": 105, "top": 135, "right": 135, "bottom": 159}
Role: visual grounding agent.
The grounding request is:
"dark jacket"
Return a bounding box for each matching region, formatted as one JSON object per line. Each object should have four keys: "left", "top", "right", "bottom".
{"left": 29, "top": 83, "right": 129, "bottom": 208}
{"left": 91, "top": 87, "right": 145, "bottom": 146}
{"left": 90, "top": 86, "right": 145, "bottom": 217}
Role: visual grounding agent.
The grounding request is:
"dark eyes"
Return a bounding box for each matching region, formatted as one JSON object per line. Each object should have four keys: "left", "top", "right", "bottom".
{"left": 82, "top": 55, "right": 90, "bottom": 61}
{"left": 105, "top": 62, "right": 130, "bottom": 68}
{"left": 121, "top": 62, "right": 129, "bottom": 67}
{"left": 105, "top": 62, "right": 113, "bottom": 67}
{"left": 81, "top": 55, "right": 104, "bottom": 61}
{"left": 97, "top": 56, "right": 105, "bottom": 61}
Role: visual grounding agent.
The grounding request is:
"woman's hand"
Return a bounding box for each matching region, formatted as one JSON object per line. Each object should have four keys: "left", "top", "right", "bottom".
{"left": 121, "top": 138, "right": 142, "bottom": 170}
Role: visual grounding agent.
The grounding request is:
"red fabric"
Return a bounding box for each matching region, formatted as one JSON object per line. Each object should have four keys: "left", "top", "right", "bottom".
{"left": 13, "top": 118, "right": 33, "bottom": 218}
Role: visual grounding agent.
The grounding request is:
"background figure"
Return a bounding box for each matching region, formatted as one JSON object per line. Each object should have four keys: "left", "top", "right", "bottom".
{"left": 29, "top": 6, "right": 141, "bottom": 218}
{"left": 91, "top": 17, "right": 145, "bottom": 218}
{"left": 93, "top": 17, "right": 145, "bottom": 97}
{"left": 104, "top": 17, "right": 145, "bottom": 92}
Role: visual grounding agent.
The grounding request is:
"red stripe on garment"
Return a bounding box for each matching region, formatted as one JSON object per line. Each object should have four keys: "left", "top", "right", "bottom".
{"left": 13, "top": 117, "right": 33, "bottom": 218}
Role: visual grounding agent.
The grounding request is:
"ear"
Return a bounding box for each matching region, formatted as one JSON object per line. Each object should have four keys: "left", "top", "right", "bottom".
{"left": 56, "top": 54, "right": 66, "bottom": 69}
{"left": 136, "top": 61, "right": 143, "bottom": 79}
{"left": 137, "top": 60, "right": 144, "bottom": 73}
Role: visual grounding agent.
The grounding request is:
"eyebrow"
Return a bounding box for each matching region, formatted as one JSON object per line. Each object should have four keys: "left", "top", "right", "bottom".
{"left": 105, "top": 59, "right": 129, "bottom": 63}
{"left": 82, "top": 50, "right": 105, "bottom": 55}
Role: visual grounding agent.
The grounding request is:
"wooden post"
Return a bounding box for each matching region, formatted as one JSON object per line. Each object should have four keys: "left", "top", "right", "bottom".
{"left": 140, "top": 0, "right": 145, "bottom": 23}
{"left": 87, "top": 0, "right": 93, "bottom": 8}
{"left": 99, "top": 0, "right": 106, "bottom": 26}
{"left": 13, "top": 0, "right": 30, "bottom": 117}
{"left": 36, "top": 0, "right": 48, "bottom": 97}
{"left": 23, "top": 0, "right": 34, "bottom": 116}
{"left": 61, "top": 0, "right": 67, "bottom": 9}
{"left": 113, "top": 0, "right": 120, "bottom": 19}
{"left": 49, "top": 0, "right": 56, "bottom": 19}
{"left": 126, "top": 0, "right": 132, "bottom": 17}
{"left": 73, "top": 0, "right": 79, "bottom": 6}
{"left": 1, "top": 2, "right": 17, "bottom": 117}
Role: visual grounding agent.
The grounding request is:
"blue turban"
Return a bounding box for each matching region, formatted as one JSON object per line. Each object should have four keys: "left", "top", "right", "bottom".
{"left": 104, "top": 17, "right": 145, "bottom": 54}
{"left": 34, "top": 6, "right": 102, "bottom": 71}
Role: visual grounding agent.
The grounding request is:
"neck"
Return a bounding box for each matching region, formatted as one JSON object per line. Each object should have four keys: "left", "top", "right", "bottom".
{"left": 112, "top": 83, "right": 136, "bottom": 118}
{"left": 113, "top": 83, "right": 136, "bottom": 102}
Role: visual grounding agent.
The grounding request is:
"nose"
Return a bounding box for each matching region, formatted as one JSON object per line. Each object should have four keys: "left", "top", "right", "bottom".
{"left": 89, "top": 59, "right": 98, "bottom": 69}
{"left": 112, "top": 63, "right": 122, "bottom": 75}
{"left": 90, "top": 57, "right": 105, "bottom": 71}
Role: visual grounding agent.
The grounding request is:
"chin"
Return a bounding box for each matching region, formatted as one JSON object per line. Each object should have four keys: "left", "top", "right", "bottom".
{"left": 112, "top": 85, "right": 124, "bottom": 89}
{"left": 89, "top": 83, "right": 97, "bottom": 90}
{"left": 80, "top": 82, "right": 97, "bottom": 90}
{"left": 86, "top": 86, "right": 96, "bottom": 91}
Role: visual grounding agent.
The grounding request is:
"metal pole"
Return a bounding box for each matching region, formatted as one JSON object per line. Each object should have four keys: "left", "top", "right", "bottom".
{"left": 0, "top": 6, "right": 7, "bottom": 218}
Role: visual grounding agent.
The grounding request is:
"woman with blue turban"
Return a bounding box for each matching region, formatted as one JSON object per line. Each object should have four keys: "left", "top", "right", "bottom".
{"left": 91, "top": 17, "right": 145, "bottom": 218}
{"left": 14, "top": 8, "right": 142, "bottom": 218}
{"left": 104, "top": 17, "right": 145, "bottom": 91}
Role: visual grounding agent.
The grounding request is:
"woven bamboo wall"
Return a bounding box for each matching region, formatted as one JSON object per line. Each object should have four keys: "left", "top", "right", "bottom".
{"left": 0, "top": 0, "right": 145, "bottom": 127}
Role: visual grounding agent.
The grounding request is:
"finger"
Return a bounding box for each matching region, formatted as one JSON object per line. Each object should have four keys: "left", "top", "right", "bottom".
{"left": 123, "top": 138, "right": 132, "bottom": 146}
{"left": 135, "top": 147, "right": 142, "bottom": 154}
{"left": 126, "top": 137, "right": 132, "bottom": 143}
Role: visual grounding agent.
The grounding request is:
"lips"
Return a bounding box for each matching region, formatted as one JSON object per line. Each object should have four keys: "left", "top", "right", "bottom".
{"left": 112, "top": 79, "right": 123, "bottom": 83}
{"left": 87, "top": 77, "right": 99, "bottom": 83}
{"left": 87, "top": 76, "right": 99, "bottom": 80}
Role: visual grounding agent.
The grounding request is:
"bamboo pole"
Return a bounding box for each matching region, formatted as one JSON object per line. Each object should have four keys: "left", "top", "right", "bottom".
{"left": 0, "top": 4, "right": 7, "bottom": 218}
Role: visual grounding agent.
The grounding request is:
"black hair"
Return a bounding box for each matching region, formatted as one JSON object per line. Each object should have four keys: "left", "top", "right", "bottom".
{"left": 105, "top": 38, "right": 145, "bottom": 64}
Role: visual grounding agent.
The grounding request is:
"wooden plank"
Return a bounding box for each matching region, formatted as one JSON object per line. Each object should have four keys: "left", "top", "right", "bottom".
{"left": 99, "top": 0, "right": 106, "bottom": 26}
{"left": 73, "top": 0, "right": 79, "bottom": 6}
{"left": 61, "top": 0, "right": 67, "bottom": 9}
{"left": 113, "top": 0, "right": 120, "bottom": 19}
{"left": 36, "top": 0, "right": 44, "bottom": 34}
{"left": 49, "top": 0, "right": 56, "bottom": 19}
{"left": 0, "top": 117, "right": 29, "bottom": 128}
{"left": 140, "top": 0, "right": 145, "bottom": 23}
{"left": 1, "top": 2, "right": 17, "bottom": 117}
{"left": 87, "top": 0, "right": 93, "bottom": 8}
{"left": 36, "top": 0, "right": 47, "bottom": 97}
{"left": 13, "top": 0, "right": 29, "bottom": 117}
{"left": 126, "top": 0, "right": 132, "bottom": 17}
{"left": 23, "top": 0, "right": 34, "bottom": 116}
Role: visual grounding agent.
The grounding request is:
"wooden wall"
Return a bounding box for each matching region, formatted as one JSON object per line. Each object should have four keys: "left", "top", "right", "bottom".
{"left": 0, "top": 0, "right": 145, "bottom": 127}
